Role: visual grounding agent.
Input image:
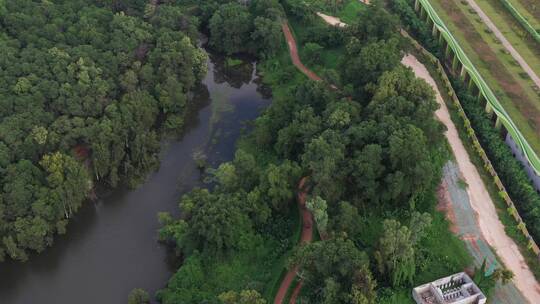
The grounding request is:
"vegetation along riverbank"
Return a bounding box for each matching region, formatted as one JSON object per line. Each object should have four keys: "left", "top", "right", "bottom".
{"left": 154, "top": 1, "right": 515, "bottom": 303}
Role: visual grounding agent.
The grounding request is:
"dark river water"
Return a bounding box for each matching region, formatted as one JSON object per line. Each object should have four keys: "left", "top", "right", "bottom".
{"left": 0, "top": 54, "right": 270, "bottom": 304}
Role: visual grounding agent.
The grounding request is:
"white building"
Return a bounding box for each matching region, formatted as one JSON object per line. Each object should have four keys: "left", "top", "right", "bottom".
{"left": 412, "top": 272, "right": 486, "bottom": 304}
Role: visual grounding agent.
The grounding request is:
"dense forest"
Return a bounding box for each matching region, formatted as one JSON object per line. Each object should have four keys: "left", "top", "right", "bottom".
{"left": 153, "top": 1, "right": 511, "bottom": 303}
{"left": 0, "top": 0, "right": 208, "bottom": 261}
{"left": 0, "top": 0, "right": 516, "bottom": 302}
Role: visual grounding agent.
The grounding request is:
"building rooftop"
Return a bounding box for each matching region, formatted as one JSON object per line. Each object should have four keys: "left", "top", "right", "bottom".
{"left": 412, "top": 272, "right": 486, "bottom": 304}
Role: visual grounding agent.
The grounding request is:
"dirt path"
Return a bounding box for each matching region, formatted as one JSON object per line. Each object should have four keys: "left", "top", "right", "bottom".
{"left": 273, "top": 22, "right": 331, "bottom": 304}
{"left": 402, "top": 54, "right": 540, "bottom": 303}
{"left": 281, "top": 22, "right": 322, "bottom": 82}
{"left": 463, "top": 0, "right": 540, "bottom": 89}
{"left": 288, "top": 282, "right": 303, "bottom": 304}
{"left": 273, "top": 177, "right": 313, "bottom": 304}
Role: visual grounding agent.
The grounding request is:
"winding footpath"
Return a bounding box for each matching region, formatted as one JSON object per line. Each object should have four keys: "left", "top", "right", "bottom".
{"left": 273, "top": 177, "right": 313, "bottom": 304}
{"left": 281, "top": 22, "right": 322, "bottom": 82}
{"left": 273, "top": 22, "right": 325, "bottom": 304}
{"left": 462, "top": 0, "right": 540, "bottom": 89}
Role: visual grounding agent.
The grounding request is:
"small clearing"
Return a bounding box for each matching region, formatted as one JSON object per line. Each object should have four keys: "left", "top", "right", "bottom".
{"left": 316, "top": 12, "right": 346, "bottom": 27}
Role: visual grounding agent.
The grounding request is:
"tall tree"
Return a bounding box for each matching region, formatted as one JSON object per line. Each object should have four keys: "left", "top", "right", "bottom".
{"left": 292, "top": 238, "right": 377, "bottom": 303}
{"left": 251, "top": 17, "right": 283, "bottom": 57}
{"left": 374, "top": 219, "right": 415, "bottom": 286}
{"left": 306, "top": 196, "right": 328, "bottom": 235}
{"left": 209, "top": 3, "right": 252, "bottom": 55}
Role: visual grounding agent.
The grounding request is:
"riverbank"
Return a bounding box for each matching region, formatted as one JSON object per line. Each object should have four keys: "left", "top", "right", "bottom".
{"left": 0, "top": 53, "right": 271, "bottom": 304}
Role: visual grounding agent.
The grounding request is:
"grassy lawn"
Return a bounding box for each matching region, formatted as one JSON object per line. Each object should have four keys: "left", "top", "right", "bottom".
{"left": 428, "top": 0, "right": 540, "bottom": 156}
{"left": 317, "top": 0, "right": 366, "bottom": 23}
{"left": 337, "top": 0, "right": 366, "bottom": 24}
{"left": 261, "top": 204, "right": 302, "bottom": 301}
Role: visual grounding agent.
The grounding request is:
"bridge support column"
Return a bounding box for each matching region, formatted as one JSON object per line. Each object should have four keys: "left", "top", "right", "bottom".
{"left": 500, "top": 123, "right": 508, "bottom": 139}
{"left": 420, "top": 7, "right": 426, "bottom": 20}
{"left": 444, "top": 43, "right": 451, "bottom": 59}
{"left": 451, "top": 52, "right": 460, "bottom": 72}
{"left": 460, "top": 64, "right": 467, "bottom": 79}
{"left": 415, "top": 0, "right": 420, "bottom": 12}
{"left": 438, "top": 31, "right": 446, "bottom": 47}
{"left": 432, "top": 23, "right": 438, "bottom": 37}
{"left": 485, "top": 99, "right": 494, "bottom": 118}
{"left": 467, "top": 77, "right": 475, "bottom": 92}
{"left": 495, "top": 116, "right": 503, "bottom": 130}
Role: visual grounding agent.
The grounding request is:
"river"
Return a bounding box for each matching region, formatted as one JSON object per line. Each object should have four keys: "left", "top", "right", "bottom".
{"left": 0, "top": 54, "right": 271, "bottom": 304}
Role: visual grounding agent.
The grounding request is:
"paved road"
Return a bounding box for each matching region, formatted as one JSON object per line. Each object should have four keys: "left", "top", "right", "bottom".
{"left": 403, "top": 54, "right": 540, "bottom": 303}
{"left": 464, "top": 0, "right": 540, "bottom": 88}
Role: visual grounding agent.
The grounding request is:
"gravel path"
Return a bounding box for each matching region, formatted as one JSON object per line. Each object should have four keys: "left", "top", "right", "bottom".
{"left": 463, "top": 0, "right": 540, "bottom": 88}
{"left": 402, "top": 54, "right": 540, "bottom": 303}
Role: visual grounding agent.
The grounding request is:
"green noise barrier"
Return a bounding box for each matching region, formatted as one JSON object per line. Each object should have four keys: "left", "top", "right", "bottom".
{"left": 497, "top": 0, "right": 540, "bottom": 44}
{"left": 414, "top": 0, "right": 540, "bottom": 177}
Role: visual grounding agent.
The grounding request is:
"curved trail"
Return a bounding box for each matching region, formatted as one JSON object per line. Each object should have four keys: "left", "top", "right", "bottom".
{"left": 402, "top": 54, "right": 540, "bottom": 303}
{"left": 274, "top": 22, "right": 334, "bottom": 303}
{"left": 273, "top": 177, "right": 313, "bottom": 304}
{"left": 281, "top": 22, "right": 322, "bottom": 81}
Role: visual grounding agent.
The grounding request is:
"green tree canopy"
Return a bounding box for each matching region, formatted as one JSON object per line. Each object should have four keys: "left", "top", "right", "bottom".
{"left": 292, "top": 238, "right": 377, "bottom": 304}
{"left": 209, "top": 3, "right": 253, "bottom": 55}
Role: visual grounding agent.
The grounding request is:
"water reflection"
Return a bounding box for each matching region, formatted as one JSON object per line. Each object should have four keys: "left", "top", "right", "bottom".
{"left": 0, "top": 53, "right": 271, "bottom": 304}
